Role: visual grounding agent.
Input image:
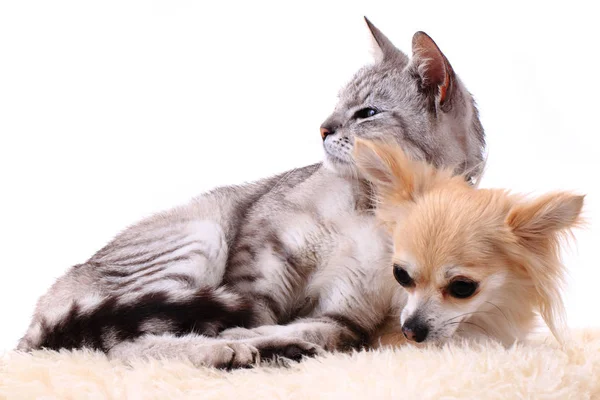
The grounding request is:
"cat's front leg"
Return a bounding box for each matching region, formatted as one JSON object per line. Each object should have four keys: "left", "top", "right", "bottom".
{"left": 218, "top": 325, "right": 326, "bottom": 362}
{"left": 218, "top": 313, "right": 371, "bottom": 362}
{"left": 220, "top": 257, "right": 396, "bottom": 359}
{"left": 108, "top": 333, "right": 261, "bottom": 369}
{"left": 108, "top": 332, "right": 323, "bottom": 368}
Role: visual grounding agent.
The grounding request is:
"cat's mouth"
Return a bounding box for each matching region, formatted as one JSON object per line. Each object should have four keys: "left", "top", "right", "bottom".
{"left": 323, "top": 146, "right": 360, "bottom": 177}
{"left": 323, "top": 138, "right": 353, "bottom": 165}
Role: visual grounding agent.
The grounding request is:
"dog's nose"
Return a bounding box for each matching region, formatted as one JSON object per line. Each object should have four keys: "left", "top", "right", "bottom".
{"left": 320, "top": 127, "right": 334, "bottom": 140}
{"left": 402, "top": 318, "right": 429, "bottom": 343}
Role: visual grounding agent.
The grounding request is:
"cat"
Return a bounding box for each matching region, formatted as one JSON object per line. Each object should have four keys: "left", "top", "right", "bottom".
{"left": 18, "top": 18, "right": 486, "bottom": 368}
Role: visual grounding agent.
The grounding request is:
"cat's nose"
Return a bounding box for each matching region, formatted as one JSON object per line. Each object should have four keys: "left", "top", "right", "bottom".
{"left": 402, "top": 317, "right": 429, "bottom": 343}
{"left": 320, "top": 127, "right": 334, "bottom": 140}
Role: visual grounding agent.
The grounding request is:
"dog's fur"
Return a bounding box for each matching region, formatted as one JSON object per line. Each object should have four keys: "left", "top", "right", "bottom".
{"left": 354, "top": 139, "right": 584, "bottom": 347}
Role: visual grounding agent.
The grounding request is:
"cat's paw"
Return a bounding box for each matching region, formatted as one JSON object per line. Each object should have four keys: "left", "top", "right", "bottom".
{"left": 250, "top": 337, "right": 324, "bottom": 363}
{"left": 108, "top": 338, "right": 260, "bottom": 370}
{"left": 202, "top": 342, "right": 260, "bottom": 370}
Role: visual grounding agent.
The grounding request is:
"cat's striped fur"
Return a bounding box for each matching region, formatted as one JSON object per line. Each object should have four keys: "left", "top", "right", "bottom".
{"left": 18, "top": 20, "right": 486, "bottom": 368}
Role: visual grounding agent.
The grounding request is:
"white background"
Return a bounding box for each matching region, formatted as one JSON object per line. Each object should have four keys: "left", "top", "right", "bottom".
{"left": 1, "top": 1, "right": 598, "bottom": 351}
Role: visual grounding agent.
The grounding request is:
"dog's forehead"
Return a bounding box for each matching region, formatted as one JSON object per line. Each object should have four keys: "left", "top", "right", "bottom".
{"left": 396, "top": 190, "right": 511, "bottom": 273}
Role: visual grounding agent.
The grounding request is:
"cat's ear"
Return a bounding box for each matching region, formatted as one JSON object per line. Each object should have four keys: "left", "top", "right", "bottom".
{"left": 411, "top": 31, "right": 455, "bottom": 111}
{"left": 364, "top": 17, "right": 409, "bottom": 65}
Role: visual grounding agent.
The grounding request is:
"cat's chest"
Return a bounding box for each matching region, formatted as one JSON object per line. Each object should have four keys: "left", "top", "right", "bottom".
{"left": 277, "top": 189, "right": 393, "bottom": 318}
{"left": 278, "top": 174, "right": 385, "bottom": 268}
{"left": 247, "top": 172, "right": 392, "bottom": 319}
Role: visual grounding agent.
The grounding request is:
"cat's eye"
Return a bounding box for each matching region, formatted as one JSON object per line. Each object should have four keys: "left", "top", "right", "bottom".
{"left": 393, "top": 264, "right": 414, "bottom": 287}
{"left": 353, "top": 107, "right": 379, "bottom": 119}
{"left": 448, "top": 279, "right": 478, "bottom": 299}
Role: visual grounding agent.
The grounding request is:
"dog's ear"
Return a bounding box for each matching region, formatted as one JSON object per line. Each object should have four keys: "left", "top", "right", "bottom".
{"left": 353, "top": 139, "right": 403, "bottom": 198}
{"left": 353, "top": 139, "right": 412, "bottom": 231}
{"left": 353, "top": 138, "right": 466, "bottom": 231}
{"left": 353, "top": 138, "right": 460, "bottom": 203}
{"left": 507, "top": 193, "right": 584, "bottom": 243}
{"left": 506, "top": 192, "right": 584, "bottom": 343}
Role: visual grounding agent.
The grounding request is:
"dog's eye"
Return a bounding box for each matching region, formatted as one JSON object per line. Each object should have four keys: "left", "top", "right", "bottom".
{"left": 353, "top": 107, "right": 379, "bottom": 119}
{"left": 393, "top": 264, "right": 414, "bottom": 287}
{"left": 448, "top": 280, "right": 478, "bottom": 299}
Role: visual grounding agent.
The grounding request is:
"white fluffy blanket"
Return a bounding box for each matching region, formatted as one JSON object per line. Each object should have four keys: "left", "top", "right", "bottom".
{"left": 1, "top": 330, "right": 599, "bottom": 399}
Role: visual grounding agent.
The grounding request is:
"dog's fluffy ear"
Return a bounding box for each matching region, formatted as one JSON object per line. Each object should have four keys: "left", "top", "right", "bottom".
{"left": 353, "top": 139, "right": 463, "bottom": 231}
{"left": 506, "top": 192, "right": 584, "bottom": 343}
{"left": 353, "top": 139, "right": 406, "bottom": 200}
{"left": 353, "top": 138, "right": 460, "bottom": 202}
{"left": 507, "top": 193, "right": 584, "bottom": 241}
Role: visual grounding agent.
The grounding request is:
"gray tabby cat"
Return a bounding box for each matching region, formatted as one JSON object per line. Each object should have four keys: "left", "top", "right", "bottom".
{"left": 18, "top": 18, "right": 485, "bottom": 368}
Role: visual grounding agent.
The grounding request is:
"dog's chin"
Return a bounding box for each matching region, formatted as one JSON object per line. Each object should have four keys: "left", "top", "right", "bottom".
{"left": 421, "top": 324, "right": 467, "bottom": 347}
{"left": 431, "top": 322, "right": 499, "bottom": 346}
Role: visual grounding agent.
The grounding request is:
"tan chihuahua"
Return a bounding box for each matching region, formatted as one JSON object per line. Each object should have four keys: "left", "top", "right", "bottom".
{"left": 354, "top": 139, "right": 583, "bottom": 346}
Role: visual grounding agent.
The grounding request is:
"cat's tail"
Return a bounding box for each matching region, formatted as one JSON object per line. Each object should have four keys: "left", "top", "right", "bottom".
{"left": 17, "top": 285, "right": 254, "bottom": 352}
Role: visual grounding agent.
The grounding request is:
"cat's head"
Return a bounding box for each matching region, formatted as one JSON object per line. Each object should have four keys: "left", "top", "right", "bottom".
{"left": 321, "top": 18, "right": 485, "bottom": 182}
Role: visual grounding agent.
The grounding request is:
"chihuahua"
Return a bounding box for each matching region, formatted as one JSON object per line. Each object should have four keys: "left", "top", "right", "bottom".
{"left": 354, "top": 139, "right": 584, "bottom": 346}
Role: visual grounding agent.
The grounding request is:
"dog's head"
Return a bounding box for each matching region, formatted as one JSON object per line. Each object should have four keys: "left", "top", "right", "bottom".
{"left": 354, "top": 139, "right": 583, "bottom": 346}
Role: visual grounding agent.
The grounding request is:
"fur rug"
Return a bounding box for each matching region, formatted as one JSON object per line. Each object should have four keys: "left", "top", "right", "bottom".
{"left": 1, "top": 330, "right": 599, "bottom": 399}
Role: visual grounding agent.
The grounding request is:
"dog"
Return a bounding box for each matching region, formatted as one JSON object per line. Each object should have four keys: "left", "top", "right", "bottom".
{"left": 354, "top": 138, "right": 584, "bottom": 347}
